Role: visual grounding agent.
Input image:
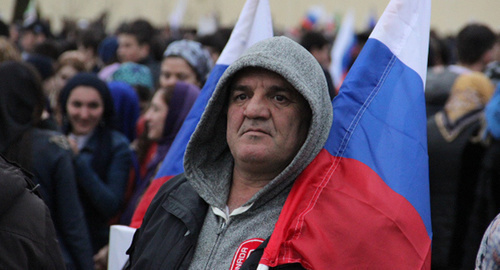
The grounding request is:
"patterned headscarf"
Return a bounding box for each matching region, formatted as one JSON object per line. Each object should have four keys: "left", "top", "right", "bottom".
{"left": 163, "top": 39, "right": 213, "bottom": 84}
{"left": 435, "top": 72, "right": 495, "bottom": 142}
{"left": 112, "top": 62, "right": 154, "bottom": 91}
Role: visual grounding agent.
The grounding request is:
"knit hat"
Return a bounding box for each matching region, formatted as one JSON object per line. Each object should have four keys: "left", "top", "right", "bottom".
{"left": 112, "top": 62, "right": 154, "bottom": 90}
{"left": 163, "top": 39, "right": 213, "bottom": 83}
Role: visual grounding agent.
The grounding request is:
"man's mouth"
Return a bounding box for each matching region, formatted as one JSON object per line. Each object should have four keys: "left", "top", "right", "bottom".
{"left": 243, "top": 128, "right": 269, "bottom": 136}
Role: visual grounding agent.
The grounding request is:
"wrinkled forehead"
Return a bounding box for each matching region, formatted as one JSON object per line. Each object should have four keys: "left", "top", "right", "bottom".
{"left": 228, "top": 67, "right": 301, "bottom": 97}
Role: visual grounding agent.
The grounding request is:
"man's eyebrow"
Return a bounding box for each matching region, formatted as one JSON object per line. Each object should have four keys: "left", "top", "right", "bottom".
{"left": 230, "top": 84, "right": 250, "bottom": 92}
{"left": 269, "top": 85, "right": 295, "bottom": 94}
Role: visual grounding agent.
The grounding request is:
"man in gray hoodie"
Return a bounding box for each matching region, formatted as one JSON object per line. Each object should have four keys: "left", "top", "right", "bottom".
{"left": 126, "top": 36, "right": 333, "bottom": 270}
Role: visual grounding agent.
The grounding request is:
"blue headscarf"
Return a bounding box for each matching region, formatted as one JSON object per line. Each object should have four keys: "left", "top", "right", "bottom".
{"left": 107, "top": 81, "right": 140, "bottom": 142}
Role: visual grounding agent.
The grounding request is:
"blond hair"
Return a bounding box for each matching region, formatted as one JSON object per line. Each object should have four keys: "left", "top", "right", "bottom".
{"left": 0, "top": 37, "right": 21, "bottom": 63}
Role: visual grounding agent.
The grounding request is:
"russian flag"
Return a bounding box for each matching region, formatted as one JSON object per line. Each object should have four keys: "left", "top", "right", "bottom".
{"left": 329, "top": 9, "right": 357, "bottom": 90}
{"left": 260, "top": 0, "right": 432, "bottom": 269}
{"left": 128, "top": 0, "right": 274, "bottom": 228}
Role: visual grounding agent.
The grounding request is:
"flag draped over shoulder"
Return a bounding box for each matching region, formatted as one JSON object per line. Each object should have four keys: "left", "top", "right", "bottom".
{"left": 128, "top": 0, "right": 274, "bottom": 223}
{"left": 260, "top": 0, "right": 432, "bottom": 269}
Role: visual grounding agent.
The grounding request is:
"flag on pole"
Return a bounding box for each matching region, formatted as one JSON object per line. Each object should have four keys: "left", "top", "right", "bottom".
{"left": 260, "top": 0, "right": 432, "bottom": 269}
{"left": 128, "top": 0, "right": 274, "bottom": 228}
{"left": 367, "top": 7, "right": 378, "bottom": 30}
{"left": 329, "top": 10, "right": 356, "bottom": 90}
{"left": 23, "top": 0, "right": 38, "bottom": 26}
{"left": 169, "top": 0, "right": 189, "bottom": 34}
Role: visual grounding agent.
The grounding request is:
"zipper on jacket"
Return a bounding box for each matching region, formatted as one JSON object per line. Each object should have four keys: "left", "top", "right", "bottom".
{"left": 203, "top": 214, "right": 229, "bottom": 269}
{"left": 218, "top": 219, "right": 226, "bottom": 233}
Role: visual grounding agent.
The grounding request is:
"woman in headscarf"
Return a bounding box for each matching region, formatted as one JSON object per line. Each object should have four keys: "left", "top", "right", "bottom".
{"left": 59, "top": 73, "right": 132, "bottom": 254}
{"left": 160, "top": 39, "right": 213, "bottom": 90}
{"left": 93, "top": 81, "right": 199, "bottom": 269}
{"left": 107, "top": 81, "right": 141, "bottom": 142}
{"left": 121, "top": 81, "right": 200, "bottom": 225}
{"left": 0, "top": 61, "right": 93, "bottom": 270}
{"left": 427, "top": 72, "right": 495, "bottom": 268}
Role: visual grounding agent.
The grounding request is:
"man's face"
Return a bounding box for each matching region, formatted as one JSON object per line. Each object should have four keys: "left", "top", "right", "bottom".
{"left": 20, "top": 31, "right": 36, "bottom": 53}
{"left": 117, "top": 34, "right": 148, "bottom": 63}
{"left": 226, "top": 68, "right": 311, "bottom": 175}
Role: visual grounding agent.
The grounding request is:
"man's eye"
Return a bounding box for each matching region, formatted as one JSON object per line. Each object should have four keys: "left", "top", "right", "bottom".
{"left": 235, "top": 94, "right": 247, "bottom": 101}
{"left": 274, "top": 95, "right": 287, "bottom": 102}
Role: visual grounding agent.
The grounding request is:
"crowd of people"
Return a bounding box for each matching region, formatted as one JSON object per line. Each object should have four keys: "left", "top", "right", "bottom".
{"left": 1, "top": 12, "right": 500, "bottom": 270}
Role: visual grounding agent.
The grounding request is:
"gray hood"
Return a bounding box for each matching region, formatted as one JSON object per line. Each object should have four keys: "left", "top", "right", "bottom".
{"left": 184, "top": 36, "right": 333, "bottom": 210}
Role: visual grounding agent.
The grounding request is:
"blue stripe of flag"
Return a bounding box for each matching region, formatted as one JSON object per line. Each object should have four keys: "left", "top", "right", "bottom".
{"left": 155, "top": 64, "right": 229, "bottom": 177}
{"left": 326, "top": 38, "right": 431, "bottom": 237}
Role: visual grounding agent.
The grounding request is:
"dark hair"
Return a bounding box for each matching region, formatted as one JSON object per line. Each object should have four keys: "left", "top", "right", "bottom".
{"left": 197, "top": 28, "right": 232, "bottom": 56}
{"left": 117, "top": 19, "right": 156, "bottom": 46}
{"left": 428, "top": 31, "right": 452, "bottom": 67}
{"left": 33, "top": 40, "right": 61, "bottom": 61}
{"left": 78, "top": 26, "right": 106, "bottom": 54}
{"left": 457, "top": 23, "right": 496, "bottom": 65}
{"left": 0, "top": 61, "right": 46, "bottom": 170}
{"left": 134, "top": 85, "right": 152, "bottom": 104}
{"left": 0, "top": 61, "right": 45, "bottom": 152}
{"left": 300, "top": 31, "right": 330, "bottom": 52}
{"left": 0, "top": 20, "right": 9, "bottom": 37}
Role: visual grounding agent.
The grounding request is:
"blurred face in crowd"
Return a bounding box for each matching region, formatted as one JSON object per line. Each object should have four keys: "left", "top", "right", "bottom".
{"left": 144, "top": 89, "right": 169, "bottom": 140}
{"left": 66, "top": 86, "right": 104, "bottom": 135}
{"left": 226, "top": 68, "right": 311, "bottom": 176}
{"left": 54, "top": 65, "right": 79, "bottom": 92}
{"left": 159, "top": 56, "right": 199, "bottom": 90}
{"left": 117, "top": 34, "right": 149, "bottom": 63}
{"left": 310, "top": 44, "right": 331, "bottom": 68}
{"left": 20, "top": 31, "right": 37, "bottom": 53}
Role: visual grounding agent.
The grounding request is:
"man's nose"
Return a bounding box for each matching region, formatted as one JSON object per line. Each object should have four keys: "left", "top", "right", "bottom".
{"left": 244, "top": 95, "right": 270, "bottom": 119}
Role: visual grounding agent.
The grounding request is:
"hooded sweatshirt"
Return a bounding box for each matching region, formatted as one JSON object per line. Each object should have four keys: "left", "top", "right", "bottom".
{"left": 185, "top": 36, "right": 333, "bottom": 269}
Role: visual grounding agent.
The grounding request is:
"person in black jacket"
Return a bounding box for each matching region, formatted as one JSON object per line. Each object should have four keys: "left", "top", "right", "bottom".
{"left": 0, "top": 154, "right": 66, "bottom": 269}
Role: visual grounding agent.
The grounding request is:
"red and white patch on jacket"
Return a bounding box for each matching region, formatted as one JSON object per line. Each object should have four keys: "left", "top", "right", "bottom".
{"left": 229, "top": 238, "right": 264, "bottom": 270}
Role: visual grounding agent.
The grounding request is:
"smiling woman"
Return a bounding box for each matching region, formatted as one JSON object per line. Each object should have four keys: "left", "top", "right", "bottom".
{"left": 58, "top": 73, "right": 132, "bottom": 254}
